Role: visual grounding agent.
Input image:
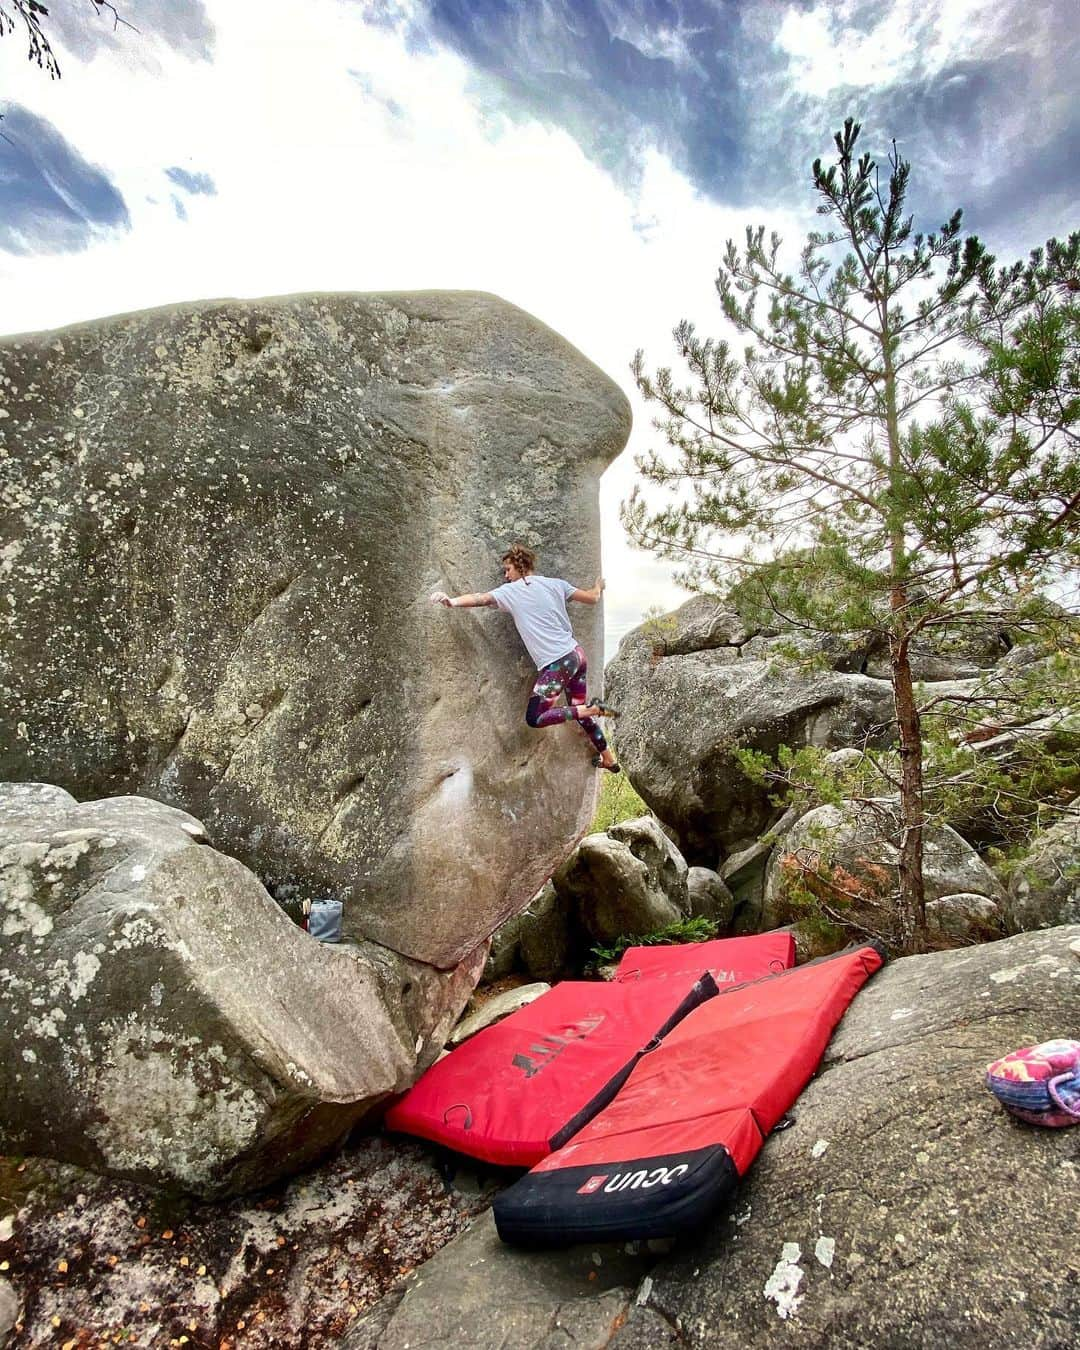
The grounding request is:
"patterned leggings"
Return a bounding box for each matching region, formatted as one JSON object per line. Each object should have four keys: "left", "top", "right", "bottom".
{"left": 525, "top": 644, "right": 607, "bottom": 753}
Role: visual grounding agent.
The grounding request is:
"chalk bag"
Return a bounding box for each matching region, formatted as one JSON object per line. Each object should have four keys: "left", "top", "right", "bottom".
{"left": 306, "top": 898, "right": 344, "bottom": 944}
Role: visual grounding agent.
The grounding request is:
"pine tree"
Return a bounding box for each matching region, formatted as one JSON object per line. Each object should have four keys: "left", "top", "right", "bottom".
{"left": 627, "top": 119, "right": 1079, "bottom": 953}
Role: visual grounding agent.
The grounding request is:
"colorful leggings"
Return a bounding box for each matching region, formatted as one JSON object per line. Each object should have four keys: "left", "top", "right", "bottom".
{"left": 525, "top": 644, "right": 607, "bottom": 753}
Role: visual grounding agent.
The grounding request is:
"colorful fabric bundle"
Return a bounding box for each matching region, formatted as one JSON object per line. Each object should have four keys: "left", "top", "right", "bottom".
{"left": 985, "top": 1039, "right": 1080, "bottom": 1127}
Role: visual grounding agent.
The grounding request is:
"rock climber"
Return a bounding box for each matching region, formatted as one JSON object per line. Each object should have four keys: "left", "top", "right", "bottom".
{"left": 430, "top": 544, "right": 621, "bottom": 772}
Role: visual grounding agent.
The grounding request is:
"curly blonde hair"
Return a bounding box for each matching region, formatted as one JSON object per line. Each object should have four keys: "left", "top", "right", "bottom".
{"left": 501, "top": 544, "right": 536, "bottom": 575}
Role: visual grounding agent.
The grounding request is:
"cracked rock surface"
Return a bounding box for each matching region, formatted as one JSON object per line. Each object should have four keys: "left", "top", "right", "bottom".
{"left": 0, "top": 291, "right": 629, "bottom": 968}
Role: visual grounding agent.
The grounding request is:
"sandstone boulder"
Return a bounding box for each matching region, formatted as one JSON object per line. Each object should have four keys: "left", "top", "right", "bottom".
{"left": 0, "top": 786, "right": 481, "bottom": 1197}
{"left": 0, "top": 292, "right": 630, "bottom": 968}
{"left": 553, "top": 816, "right": 690, "bottom": 943}
{"left": 642, "top": 595, "right": 750, "bottom": 658}
{"left": 1005, "top": 799, "right": 1080, "bottom": 932}
{"left": 606, "top": 618, "right": 895, "bottom": 860}
{"left": 720, "top": 807, "right": 800, "bottom": 930}
{"left": 635, "top": 925, "right": 1080, "bottom": 1348}
{"left": 926, "top": 892, "right": 1005, "bottom": 943}
{"left": 686, "top": 866, "right": 735, "bottom": 929}
{"left": 759, "top": 802, "right": 1006, "bottom": 954}
{"left": 483, "top": 881, "right": 580, "bottom": 984}
{"left": 864, "top": 616, "right": 1013, "bottom": 681}
{"left": 739, "top": 631, "right": 876, "bottom": 674}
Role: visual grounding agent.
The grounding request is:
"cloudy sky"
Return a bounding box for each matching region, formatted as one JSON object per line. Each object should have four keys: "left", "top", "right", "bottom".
{"left": 1, "top": 0, "right": 1077, "bottom": 657}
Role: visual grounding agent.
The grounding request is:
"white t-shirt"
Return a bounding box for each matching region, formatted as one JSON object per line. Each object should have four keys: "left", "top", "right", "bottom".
{"left": 491, "top": 575, "right": 578, "bottom": 670}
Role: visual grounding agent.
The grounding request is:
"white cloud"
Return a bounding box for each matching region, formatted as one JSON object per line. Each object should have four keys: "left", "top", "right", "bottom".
{"left": 7, "top": 0, "right": 1061, "bottom": 665}
{"left": 2, "top": 0, "right": 802, "bottom": 660}
{"left": 774, "top": 0, "right": 1011, "bottom": 98}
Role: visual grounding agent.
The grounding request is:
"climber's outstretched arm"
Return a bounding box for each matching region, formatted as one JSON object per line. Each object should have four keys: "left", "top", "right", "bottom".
{"left": 569, "top": 577, "right": 605, "bottom": 605}
{"left": 430, "top": 590, "right": 496, "bottom": 609}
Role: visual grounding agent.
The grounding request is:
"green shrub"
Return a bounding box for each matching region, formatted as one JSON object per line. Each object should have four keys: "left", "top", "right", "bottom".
{"left": 589, "top": 915, "right": 720, "bottom": 967}
{"left": 589, "top": 770, "right": 649, "bottom": 834}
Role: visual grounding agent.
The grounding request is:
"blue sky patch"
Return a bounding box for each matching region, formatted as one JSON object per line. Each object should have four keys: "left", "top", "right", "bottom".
{"left": 0, "top": 106, "right": 130, "bottom": 255}
{"left": 166, "top": 166, "right": 217, "bottom": 196}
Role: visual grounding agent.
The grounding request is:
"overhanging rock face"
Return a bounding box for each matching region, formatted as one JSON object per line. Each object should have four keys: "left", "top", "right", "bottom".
{"left": 0, "top": 292, "right": 631, "bottom": 968}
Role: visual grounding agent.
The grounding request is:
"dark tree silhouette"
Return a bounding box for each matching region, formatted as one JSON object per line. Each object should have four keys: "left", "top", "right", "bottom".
{"left": 0, "top": 0, "right": 132, "bottom": 80}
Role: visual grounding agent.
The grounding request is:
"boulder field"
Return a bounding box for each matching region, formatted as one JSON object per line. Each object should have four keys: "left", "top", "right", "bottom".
{"left": 603, "top": 593, "right": 1077, "bottom": 956}
{"left": 605, "top": 597, "right": 897, "bottom": 861}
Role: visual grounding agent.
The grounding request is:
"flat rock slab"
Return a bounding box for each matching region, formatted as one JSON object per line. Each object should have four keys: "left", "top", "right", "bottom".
{"left": 633, "top": 924, "right": 1080, "bottom": 1348}
{"left": 0, "top": 291, "right": 630, "bottom": 967}
{"left": 448, "top": 982, "right": 551, "bottom": 1046}
{"left": 344, "top": 1211, "right": 657, "bottom": 1350}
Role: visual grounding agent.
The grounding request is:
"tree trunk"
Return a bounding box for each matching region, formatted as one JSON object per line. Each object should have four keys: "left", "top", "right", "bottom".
{"left": 890, "top": 622, "right": 927, "bottom": 953}
{"left": 880, "top": 313, "right": 928, "bottom": 954}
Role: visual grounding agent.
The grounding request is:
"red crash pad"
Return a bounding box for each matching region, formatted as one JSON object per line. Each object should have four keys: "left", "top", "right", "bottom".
{"left": 493, "top": 944, "right": 883, "bottom": 1245}
{"left": 614, "top": 930, "right": 795, "bottom": 986}
{"left": 384, "top": 974, "right": 717, "bottom": 1166}
{"left": 384, "top": 931, "right": 798, "bottom": 1168}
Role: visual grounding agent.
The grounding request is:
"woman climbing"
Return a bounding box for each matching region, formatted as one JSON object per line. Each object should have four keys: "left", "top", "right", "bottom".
{"left": 430, "top": 544, "right": 621, "bottom": 772}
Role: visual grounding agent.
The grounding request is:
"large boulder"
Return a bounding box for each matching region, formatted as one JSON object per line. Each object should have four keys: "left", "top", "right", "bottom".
{"left": 1005, "top": 798, "right": 1080, "bottom": 932}
{"left": 686, "top": 865, "right": 735, "bottom": 929}
{"left": 634, "top": 925, "right": 1080, "bottom": 1347}
{"left": 720, "top": 806, "right": 800, "bottom": 928}
{"left": 641, "top": 595, "right": 751, "bottom": 658}
{"left": 926, "top": 892, "right": 1005, "bottom": 944}
{"left": 553, "top": 816, "right": 690, "bottom": 943}
{"left": 485, "top": 833, "right": 726, "bottom": 983}
{"left": 863, "top": 613, "right": 1013, "bottom": 681}
{"left": 0, "top": 786, "right": 481, "bottom": 1197}
{"left": 606, "top": 605, "right": 895, "bottom": 861}
{"left": 0, "top": 292, "right": 630, "bottom": 968}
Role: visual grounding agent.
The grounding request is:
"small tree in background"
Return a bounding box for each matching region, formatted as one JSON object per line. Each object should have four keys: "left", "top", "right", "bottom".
{"left": 626, "top": 119, "right": 1079, "bottom": 953}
